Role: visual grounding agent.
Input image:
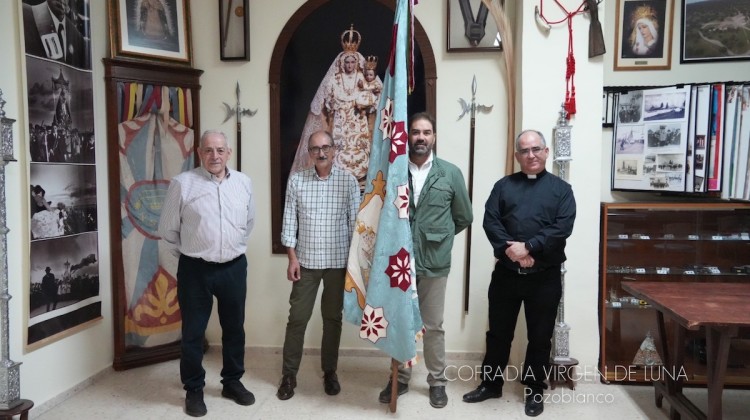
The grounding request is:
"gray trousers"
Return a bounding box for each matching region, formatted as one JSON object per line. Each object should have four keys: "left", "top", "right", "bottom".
{"left": 282, "top": 267, "right": 345, "bottom": 376}
{"left": 397, "top": 275, "right": 448, "bottom": 387}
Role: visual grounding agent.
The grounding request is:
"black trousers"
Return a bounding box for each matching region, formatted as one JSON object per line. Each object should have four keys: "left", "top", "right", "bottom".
{"left": 177, "top": 254, "right": 247, "bottom": 391}
{"left": 480, "top": 263, "right": 561, "bottom": 392}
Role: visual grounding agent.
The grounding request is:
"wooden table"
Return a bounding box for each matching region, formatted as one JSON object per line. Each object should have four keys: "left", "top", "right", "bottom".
{"left": 622, "top": 281, "right": 750, "bottom": 420}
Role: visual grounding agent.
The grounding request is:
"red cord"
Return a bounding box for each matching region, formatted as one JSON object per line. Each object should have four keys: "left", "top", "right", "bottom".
{"left": 537, "top": 1, "right": 588, "bottom": 118}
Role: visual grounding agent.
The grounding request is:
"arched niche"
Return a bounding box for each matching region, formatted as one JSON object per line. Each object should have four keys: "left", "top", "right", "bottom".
{"left": 268, "top": 0, "right": 437, "bottom": 253}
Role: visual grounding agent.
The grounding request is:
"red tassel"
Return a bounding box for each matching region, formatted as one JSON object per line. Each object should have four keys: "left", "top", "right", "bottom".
{"left": 564, "top": 96, "right": 576, "bottom": 117}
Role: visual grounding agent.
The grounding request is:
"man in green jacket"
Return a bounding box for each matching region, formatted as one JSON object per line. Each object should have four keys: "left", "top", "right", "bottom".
{"left": 378, "top": 111, "right": 473, "bottom": 408}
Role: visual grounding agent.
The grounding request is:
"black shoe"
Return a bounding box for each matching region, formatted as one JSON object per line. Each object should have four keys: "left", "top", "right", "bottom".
{"left": 324, "top": 370, "right": 341, "bottom": 395}
{"left": 185, "top": 390, "right": 207, "bottom": 417}
{"left": 429, "top": 386, "right": 448, "bottom": 408}
{"left": 462, "top": 385, "right": 502, "bottom": 403}
{"left": 524, "top": 389, "right": 544, "bottom": 417}
{"left": 277, "top": 374, "right": 297, "bottom": 400}
{"left": 378, "top": 380, "right": 409, "bottom": 403}
{"left": 221, "top": 380, "right": 255, "bottom": 406}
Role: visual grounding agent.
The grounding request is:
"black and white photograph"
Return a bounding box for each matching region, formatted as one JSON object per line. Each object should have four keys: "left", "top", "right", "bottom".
{"left": 649, "top": 174, "right": 670, "bottom": 189}
{"left": 643, "top": 154, "right": 656, "bottom": 175}
{"left": 695, "top": 153, "right": 705, "bottom": 171}
{"left": 614, "top": 156, "right": 643, "bottom": 179}
{"left": 26, "top": 56, "right": 95, "bottom": 163}
{"left": 28, "top": 232, "right": 101, "bottom": 345}
{"left": 30, "top": 164, "right": 97, "bottom": 240}
{"left": 646, "top": 122, "right": 683, "bottom": 148}
{"left": 615, "top": 125, "right": 645, "bottom": 154}
{"left": 656, "top": 153, "right": 685, "bottom": 172}
{"left": 22, "top": 0, "right": 92, "bottom": 70}
{"left": 617, "top": 90, "right": 643, "bottom": 124}
{"left": 644, "top": 91, "right": 687, "bottom": 121}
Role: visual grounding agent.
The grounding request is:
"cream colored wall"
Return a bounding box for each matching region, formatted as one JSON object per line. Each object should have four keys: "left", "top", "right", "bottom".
{"left": 1, "top": 0, "right": 113, "bottom": 408}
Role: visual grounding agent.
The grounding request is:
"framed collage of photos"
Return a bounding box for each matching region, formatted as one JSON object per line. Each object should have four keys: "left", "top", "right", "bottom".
{"left": 611, "top": 85, "right": 690, "bottom": 192}
{"left": 610, "top": 83, "right": 750, "bottom": 198}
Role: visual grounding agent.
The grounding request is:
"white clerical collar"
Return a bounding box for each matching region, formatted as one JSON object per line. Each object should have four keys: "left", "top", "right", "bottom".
{"left": 527, "top": 174, "right": 537, "bottom": 179}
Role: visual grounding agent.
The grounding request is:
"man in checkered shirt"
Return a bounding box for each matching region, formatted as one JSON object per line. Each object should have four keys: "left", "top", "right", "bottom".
{"left": 278, "top": 130, "right": 360, "bottom": 401}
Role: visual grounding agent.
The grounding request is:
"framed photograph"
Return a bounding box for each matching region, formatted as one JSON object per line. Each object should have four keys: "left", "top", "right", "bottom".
{"left": 447, "top": 0, "right": 502, "bottom": 52}
{"left": 109, "top": 0, "right": 193, "bottom": 65}
{"left": 219, "top": 0, "right": 250, "bottom": 61}
{"left": 614, "top": 0, "right": 674, "bottom": 71}
{"left": 681, "top": 0, "right": 750, "bottom": 63}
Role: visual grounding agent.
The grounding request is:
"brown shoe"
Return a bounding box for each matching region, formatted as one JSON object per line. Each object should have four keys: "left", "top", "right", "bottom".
{"left": 324, "top": 370, "right": 341, "bottom": 395}
{"left": 277, "top": 374, "right": 297, "bottom": 400}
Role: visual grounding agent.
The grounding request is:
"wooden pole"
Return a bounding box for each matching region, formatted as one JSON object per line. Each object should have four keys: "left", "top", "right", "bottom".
{"left": 388, "top": 358, "right": 399, "bottom": 412}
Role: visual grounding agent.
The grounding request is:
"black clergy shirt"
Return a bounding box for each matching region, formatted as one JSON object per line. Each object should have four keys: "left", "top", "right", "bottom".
{"left": 483, "top": 169, "right": 576, "bottom": 271}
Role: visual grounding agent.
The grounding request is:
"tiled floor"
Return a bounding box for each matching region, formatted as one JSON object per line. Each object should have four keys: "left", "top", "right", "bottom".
{"left": 31, "top": 348, "right": 748, "bottom": 419}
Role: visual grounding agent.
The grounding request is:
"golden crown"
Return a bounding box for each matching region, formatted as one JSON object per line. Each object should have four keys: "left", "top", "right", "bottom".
{"left": 364, "top": 55, "right": 378, "bottom": 71}
{"left": 630, "top": 6, "right": 658, "bottom": 28}
{"left": 341, "top": 24, "right": 361, "bottom": 53}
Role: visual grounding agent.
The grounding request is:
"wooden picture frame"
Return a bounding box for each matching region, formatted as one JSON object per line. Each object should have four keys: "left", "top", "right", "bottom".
{"left": 680, "top": 0, "right": 750, "bottom": 63}
{"left": 447, "top": 0, "right": 502, "bottom": 52}
{"left": 109, "top": 0, "right": 193, "bottom": 66}
{"left": 104, "top": 58, "right": 202, "bottom": 370}
{"left": 614, "top": 0, "right": 674, "bottom": 71}
{"left": 219, "top": 0, "right": 250, "bottom": 61}
{"left": 268, "top": 0, "right": 437, "bottom": 254}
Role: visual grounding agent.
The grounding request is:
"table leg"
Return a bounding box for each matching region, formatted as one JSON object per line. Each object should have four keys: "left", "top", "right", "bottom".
{"left": 704, "top": 326, "right": 736, "bottom": 420}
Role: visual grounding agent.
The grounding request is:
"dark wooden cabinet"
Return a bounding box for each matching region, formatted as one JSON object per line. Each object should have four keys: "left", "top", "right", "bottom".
{"left": 599, "top": 202, "right": 750, "bottom": 384}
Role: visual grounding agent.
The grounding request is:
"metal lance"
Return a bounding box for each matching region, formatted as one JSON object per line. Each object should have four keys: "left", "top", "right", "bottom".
{"left": 552, "top": 104, "right": 573, "bottom": 363}
{"left": 457, "top": 75, "right": 492, "bottom": 313}
{"left": 222, "top": 82, "right": 257, "bottom": 171}
{"left": 0, "top": 89, "right": 23, "bottom": 410}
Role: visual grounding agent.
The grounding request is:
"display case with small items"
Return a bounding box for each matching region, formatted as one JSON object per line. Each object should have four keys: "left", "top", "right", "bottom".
{"left": 599, "top": 202, "right": 750, "bottom": 384}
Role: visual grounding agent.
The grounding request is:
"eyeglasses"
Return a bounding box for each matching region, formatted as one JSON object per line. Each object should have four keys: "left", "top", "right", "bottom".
{"left": 308, "top": 145, "right": 333, "bottom": 154}
{"left": 201, "top": 147, "right": 227, "bottom": 155}
{"left": 516, "top": 146, "right": 545, "bottom": 156}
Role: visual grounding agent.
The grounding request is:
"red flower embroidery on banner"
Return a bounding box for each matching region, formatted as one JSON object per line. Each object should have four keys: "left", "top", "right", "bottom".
{"left": 380, "top": 98, "right": 394, "bottom": 137}
{"left": 360, "top": 305, "right": 388, "bottom": 343}
{"left": 394, "top": 184, "right": 409, "bottom": 219}
{"left": 386, "top": 247, "right": 411, "bottom": 291}
{"left": 389, "top": 121, "right": 407, "bottom": 163}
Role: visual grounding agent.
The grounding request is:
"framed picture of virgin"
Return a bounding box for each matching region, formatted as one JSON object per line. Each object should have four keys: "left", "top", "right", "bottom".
{"left": 109, "top": 0, "right": 193, "bottom": 65}
{"left": 614, "top": 0, "right": 674, "bottom": 71}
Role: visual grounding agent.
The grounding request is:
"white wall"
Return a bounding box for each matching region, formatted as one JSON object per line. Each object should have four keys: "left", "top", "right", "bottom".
{"left": 1, "top": 0, "right": 113, "bottom": 409}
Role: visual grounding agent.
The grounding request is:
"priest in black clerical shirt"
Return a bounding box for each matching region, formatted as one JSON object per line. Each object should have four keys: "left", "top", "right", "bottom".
{"left": 463, "top": 129, "right": 576, "bottom": 418}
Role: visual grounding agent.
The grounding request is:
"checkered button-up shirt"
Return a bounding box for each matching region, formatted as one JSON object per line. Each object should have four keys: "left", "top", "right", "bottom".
{"left": 281, "top": 166, "right": 360, "bottom": 269}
